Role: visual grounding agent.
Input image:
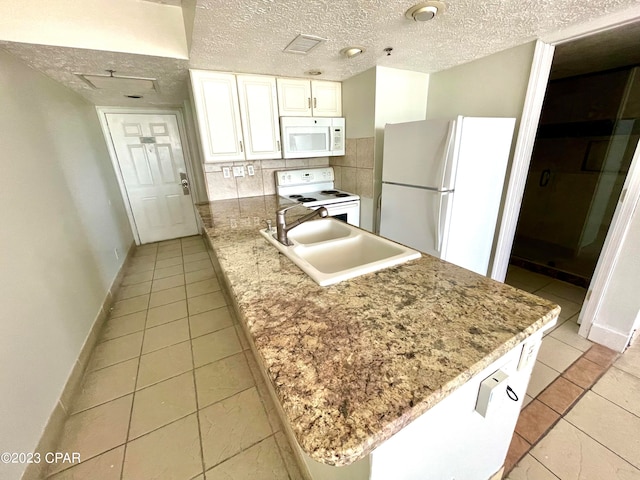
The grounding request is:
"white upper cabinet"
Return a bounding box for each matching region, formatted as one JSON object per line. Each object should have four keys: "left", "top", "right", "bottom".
{"left": 190, "top": 70, "right": 245, "bottom": 162}
{"left": 277, "top": 78, "right": 342, "bottom": 117}
{"left": 236, "top": 75, "right": 281, "bottom": 160}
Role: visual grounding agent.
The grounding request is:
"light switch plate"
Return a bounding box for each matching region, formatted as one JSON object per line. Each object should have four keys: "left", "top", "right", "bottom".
{"left": 233, "top": 166, "right": 245, "bottom": 177}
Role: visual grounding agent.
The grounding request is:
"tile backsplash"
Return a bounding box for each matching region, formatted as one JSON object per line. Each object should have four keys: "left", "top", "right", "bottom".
{"left": 330, "top": 137, "right": 374, "bottom": 199}
{"left": 202, "top": 137, "right": 375, "bottom": 202}
{"left": 203, "top": 157, "right": 330, "bottom": 201}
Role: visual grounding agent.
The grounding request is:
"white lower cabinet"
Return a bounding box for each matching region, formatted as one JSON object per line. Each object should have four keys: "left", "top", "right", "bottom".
{"left": 190, "top": 70, "right": 282, "bottom": 162}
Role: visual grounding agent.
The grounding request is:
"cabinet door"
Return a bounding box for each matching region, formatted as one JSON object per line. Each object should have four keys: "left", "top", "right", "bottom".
{"left": 277, "top": 78, "right": 312, "bottom": 116}
{"left": 236, "top": 75, "right": 282, "bottom": 160}
{"left": 190, "top": 70, "right": 245, "bottom": 162}
{"left": 312, "top": 80, "right": 342, "bottom": 117}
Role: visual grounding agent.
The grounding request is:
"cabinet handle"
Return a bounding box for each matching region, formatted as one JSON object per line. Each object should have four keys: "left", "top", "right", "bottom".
{"left": 239, "top": 140, "right": 244, "bottom": 153}
{"left": 307, "top": 97, "right": 311, "bottom": 109}
{"left": 313, "top": 97, "right": 317, "bottom": 109}
{"left": 276, "top": 140, "right": 281, "bottom": 151}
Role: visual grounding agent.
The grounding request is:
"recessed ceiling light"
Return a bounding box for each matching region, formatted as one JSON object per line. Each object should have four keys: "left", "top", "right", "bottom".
{"left": 306, "top": 70, "right": 323, "bottom": 76}
{"left": 405, "top": 1, "right": 446, "bottom": 21}
{"left": 340, "top": 47, "right": 365, "bottom": 58}
{"left": 283, "top": 34, "right": 326, "bottom": 54}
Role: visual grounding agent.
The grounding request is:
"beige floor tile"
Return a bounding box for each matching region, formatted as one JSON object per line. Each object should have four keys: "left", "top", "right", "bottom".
{"left": 526, "top": 361, "right": 560, "bottom": 398}
{"left": 566, "top": 391, "right": 640, "bottom": 468}
{"left": 149, "top": 285, "right": 187, "bottom": 308}
{"left": 153, "top": 264, "right": 184, "bottom": 280}
{"left": 129, "top": 256, "right": 156, "bottom": 268}
{"left": 204, "top": 436, "right": 289, "bottom": 479}
{"left": 72, "top": 358, "right": 138, "bottom": 413}
{"left": 274, "top": 431, "right": 304, "bottom": 480}
{"left": 100, "top": 311, "right": 146, "bottom": 342}
{"left": 506, "top": 454, "right": 558, "bottom": 480}
{"left": 182, "top": 243, "right": 207, "bottom": 255}
{"left": 531, "top": 419, "right": 640, "bottom": 479}
{"left": 47, "top": 445, "right": 125, "bottom": 480}
{"left": 124, "top": 262, "right": 155, "bottom": 275}
{"left": 115, "top": 281, "right": 152, "bottom": 301}
{"left": 255, "top": 378, "right": 284, "bottom": 433}
{"left": 615, "top": 341, "right": 640, "bottom": 379}
{"left": 537, "top": 279, "right": 586, "bottom": 304}
{"left": 593, "top": 367, "right": 640, "bottom": 417}
{"left": 146, "top": 300, "right": 188, "bottom": 327}
{"left": 505, "top": 267, "right": 553, "bottom": 292}
{"left": 137, "top": 341, "right": 193, "bottom": 389}
{"left": 129, "top": 372, "right": 197, "bottom": 439}
{"left": 156, "top": 249, "right": 183, "bottom": 261}
{"left": 184, "top": 259, "right": 214, "bottom": 273}
{"left": 192, "top": 326, "right": 242, "bottom": 367}
{"left": 188, "top": 291, "right": 227, "bottom": 316}
{"left": 142, "top": 318, "right": 190, "bottom": 354}
{"left": 522, "top": 394, "right": 534, "bottom": 410}
{"left": 186, "top": 268, "right": 216, "bottom": 284}
{"left": 536, "top": 336, "right": 582, "bottom": 372}
{"left": 532, "top": 291, "right": 581, "bottom": 321}
{"left": 110, "top": 295, "right": 149, "bottom": 318}
{"left": 88, "top": 332, "right": 143, "bottom": 371}
{"left": 195, "top": 353, "right": 255, "bottom": 408}
{"left": 183, "top": 251, "right": 210, "bottom": 264}
{"left": 122, "top": 414, "right": 202, "bottom": 480}
{"left": 52, "top": 396, "right": 132, "bottom": 474}
{"left": 151, "top": 274, "right": 185, "bottom": 292}
{"left": 200, "top": 388, "right": 272, "bottom": 469}
{"left": 189, "top": 307, "right": 234, "bottom": 338}
{"left": 181, "top": 235, "right": 203, "bottom": 245}
{"left": 121, "top": 270, "right": 153, "bottom": 286}
{"left": 155, "top": 256, "right": 183, "bottom": 269}
{"left": 186, "top": 278, "right": 221, "bottom": 298}
{"left": 548, "top": 318, "right": 593, "bottom": 352}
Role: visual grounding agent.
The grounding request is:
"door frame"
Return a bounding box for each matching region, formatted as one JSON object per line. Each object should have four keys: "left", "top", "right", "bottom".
{"left": 490, "top": 5, "right": 640, "bottom": 349}
{"left": 96, "top": 106, "right": 202, "bottom": 245}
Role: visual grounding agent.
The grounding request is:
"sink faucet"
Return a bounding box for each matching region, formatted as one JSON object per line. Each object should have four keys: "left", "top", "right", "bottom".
{"left": 275, "top": 205, "right": 328, "bottom": 246}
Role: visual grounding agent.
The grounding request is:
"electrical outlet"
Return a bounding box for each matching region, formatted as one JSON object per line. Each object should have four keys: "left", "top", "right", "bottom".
{"left": 232, "top": 166, "right": 245, "bottom": 177}
{"left": 247, "top": 165, "right": 255, "bottom": 176}
{"left": 222, "top": 167, "right": 231, "bottom": 178}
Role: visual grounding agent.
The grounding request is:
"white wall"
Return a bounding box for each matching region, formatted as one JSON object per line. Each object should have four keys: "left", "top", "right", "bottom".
{"left": 0, "top": 0, "right": 187, "bottom": 58}
{"left": 342, "top": 68, "right": 376, "bottom": 139}
{"left": 426, "top": 42, "right": 535, "bottom": 120}
{"left": 590, "top": 193, "right": 640, "bottom": 350}
{"left": 0, "top": 50, "right": 133, "bottom": 479}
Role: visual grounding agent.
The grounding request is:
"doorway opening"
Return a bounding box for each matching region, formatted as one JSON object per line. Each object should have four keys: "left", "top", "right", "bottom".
{"left": 510, "top": 22, "right": 640, "bottom": 288}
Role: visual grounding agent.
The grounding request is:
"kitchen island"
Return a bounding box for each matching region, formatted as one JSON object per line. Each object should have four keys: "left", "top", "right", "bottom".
{"left": 197, "top": 195, "right": 560, "bottom": 479}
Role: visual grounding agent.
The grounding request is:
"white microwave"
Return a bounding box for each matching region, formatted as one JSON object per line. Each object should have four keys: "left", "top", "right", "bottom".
{"left": 280, "top": 117, "right": 345, "bottom": 159}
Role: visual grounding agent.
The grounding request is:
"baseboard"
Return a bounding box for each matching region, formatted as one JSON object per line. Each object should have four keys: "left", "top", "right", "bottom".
{"left": 587, "top": 323, "right": 630, "bottom": 353}
{"left": 21, "top": 240, "right": 136, "bottom": 480}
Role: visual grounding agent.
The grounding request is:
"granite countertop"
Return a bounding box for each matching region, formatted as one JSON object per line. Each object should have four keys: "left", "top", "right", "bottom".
{"left": 197, "top": 196, "right": 560, "bottom": 467}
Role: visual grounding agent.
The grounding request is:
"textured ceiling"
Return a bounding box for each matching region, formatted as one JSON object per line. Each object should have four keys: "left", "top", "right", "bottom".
{"left": 1, "top": 0, "right": 639, "bottom": 106}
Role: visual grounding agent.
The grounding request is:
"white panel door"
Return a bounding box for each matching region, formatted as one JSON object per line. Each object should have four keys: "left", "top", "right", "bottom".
{"left": 311, "top": 80, "right": 342, "bottom": 117}
{"left": 106, "top": 113, "right": 199, "bottom": 244}
{"left": 236, "top": 74, "right": 282, "bottom": 160}
{"left": 190, "top": 70, "right": 245, "bottom": 162}
{"left": 277, "top": 78, "right": 313, "bottom": 117}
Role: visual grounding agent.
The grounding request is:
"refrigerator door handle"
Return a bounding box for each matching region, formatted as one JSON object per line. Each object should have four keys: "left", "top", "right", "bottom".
{"left": 435, "top": 191, "right": 451, "bottom": 253}
{"left": 439, "top": 121, "right": 456, "bottom": 190}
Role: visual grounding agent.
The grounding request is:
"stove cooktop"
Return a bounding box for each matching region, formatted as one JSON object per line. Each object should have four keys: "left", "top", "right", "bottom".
{"left": 284, "top": 189, "right": 359, "bottom": 207}
{"left": 275, "top": 167, "right": 359, "bottom": 207}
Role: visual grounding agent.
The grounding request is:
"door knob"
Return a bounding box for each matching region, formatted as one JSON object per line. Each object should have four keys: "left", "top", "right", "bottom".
{"left": 181, "top": 179, "right": 189, "bottom": 188}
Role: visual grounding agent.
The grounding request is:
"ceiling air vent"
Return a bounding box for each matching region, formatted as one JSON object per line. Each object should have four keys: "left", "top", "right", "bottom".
{"left": 76, "top": 71, "right": 159, "bottom": 93}
{"left": 283, "top": 34, "right": 326, "bottom": 54}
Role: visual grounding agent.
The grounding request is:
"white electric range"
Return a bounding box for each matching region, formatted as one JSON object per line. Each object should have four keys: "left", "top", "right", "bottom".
{"left": 275, "top": 167, "right": 361, "bottom": 227}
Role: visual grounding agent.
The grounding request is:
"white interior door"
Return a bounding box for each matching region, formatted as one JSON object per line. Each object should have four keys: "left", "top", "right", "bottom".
{"left": 105, "top": 113, "right": 198, "bottom": 244}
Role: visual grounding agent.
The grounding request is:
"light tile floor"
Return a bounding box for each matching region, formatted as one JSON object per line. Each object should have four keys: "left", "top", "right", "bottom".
{"left": 505, "top": 265, "right": 640, "bottom": 479}
{"left": 47, "top": 235, "right": 303, "bottom": 480}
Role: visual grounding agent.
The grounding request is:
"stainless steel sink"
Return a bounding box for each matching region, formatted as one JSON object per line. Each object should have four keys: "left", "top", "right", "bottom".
{"left": 260, "top": 218, "right": 421, "bottom": 286}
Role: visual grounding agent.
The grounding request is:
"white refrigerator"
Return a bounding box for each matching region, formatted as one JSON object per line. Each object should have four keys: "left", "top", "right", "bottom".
{"left": 379, "top": 116, "right": 516, "bottom": 276}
